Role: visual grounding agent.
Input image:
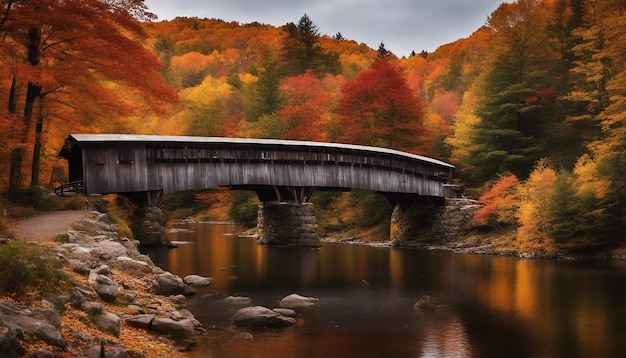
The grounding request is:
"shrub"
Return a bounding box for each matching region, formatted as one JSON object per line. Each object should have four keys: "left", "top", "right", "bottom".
{"left": 229, "top": 191, "right": 259, "bottom": 225}
{"left": 0, "top": 240, "right": 69, "bottom": 297}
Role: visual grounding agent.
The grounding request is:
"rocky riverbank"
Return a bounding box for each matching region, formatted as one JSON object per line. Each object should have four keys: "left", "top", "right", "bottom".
{"left": 0, "top": 210, "right": 209, "bottom": 357}
{"left": 323, "top": 227, "right": 626, "bottom": 261}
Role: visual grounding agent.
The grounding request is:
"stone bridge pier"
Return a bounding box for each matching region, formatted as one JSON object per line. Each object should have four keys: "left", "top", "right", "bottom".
{"left": 257, "top": 202, "right": 321, "bottom": 247}
{"left": 253, "top": 185, "right": 321, "bottom": 248}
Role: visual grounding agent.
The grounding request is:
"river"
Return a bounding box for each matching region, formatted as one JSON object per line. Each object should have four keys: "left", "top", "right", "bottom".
{"left": 143, "top": 222, "right": 626, "bottom": 358}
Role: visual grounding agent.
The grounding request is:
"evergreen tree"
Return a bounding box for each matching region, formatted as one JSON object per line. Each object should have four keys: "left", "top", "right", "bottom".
{"left": 466, "top": 0, "right": 560, "bottom": 182}
{"left": 246, "top": 61, "right": 283, "bottom": 121}
{"left": 377, "top": 42, "right": 391, "bottom": 59}
{"left": 545, "top": 0, "right": 598, "bottom": 168}
{"left": 281, "top": 14, "right": 337, "bottom": 76}
{"left": 570, "top": 0, "right": 626, "bottom": 241}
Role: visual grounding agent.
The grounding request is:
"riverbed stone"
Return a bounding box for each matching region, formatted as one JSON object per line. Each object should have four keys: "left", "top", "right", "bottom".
{"left": 91, "top": 264, "right": 112, "bottom": 275}
{"left": 70, "top": 285, "right": 99, "bottom": 308}
{"left": 414, "top": 295, "right": 447, "bottom": 313}
{"left": 125, "top": 314, "right": 155, "bottom": 330}
{"left": 0, "top": 327, "right": 25, "bottom": 357}
{"left": 88, "top": 272, "right": 120, "bottom": 303}
{"left": 69, "top": 258, "right": 95, "bottom": 274}
{"left": 279, "top": 294, "right": 318, "bottom": 309}
{"left": 183, "top": 274, "right": 213, "bottom": 286}
{"left": 273, "top": 308, "right": 297, "bottom": 317}
{"left": 224, "top": 296, "right": 253, "bottom": 305}
{"left": 92, "top": 240, "right": 129, "bottom": 260}
{"left": 94, "top": 311, "right": 120, "bottom": 337}
{"left": 414, "top": 295, "right": 437, "bottom": 312}
{"left": 81, "top": 301, "right": 103, "bottom": 315}
{"left": 232, "top": 306, "right": 296, "bottom": 328}
{"left": 0, "top": 301, "right": 66, "bottom": 349}
{"left": 114, "top": 256, "right": 153, "bottom": 276}
{"left": 151, "top": 317, "right": 195, "bottom": 338}
{"left": 154, "top": 272, "right": 194, "bottom": 296}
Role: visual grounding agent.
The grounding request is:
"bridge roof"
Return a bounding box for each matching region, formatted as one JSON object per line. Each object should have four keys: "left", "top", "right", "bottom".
{"left": 66, "top": 133, "right": 454, "bottom": 169}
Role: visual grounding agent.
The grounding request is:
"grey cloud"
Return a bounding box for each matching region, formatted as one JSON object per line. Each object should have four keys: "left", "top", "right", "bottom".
{"left": 144, "top": 0, "right": 502, "bottom": 55}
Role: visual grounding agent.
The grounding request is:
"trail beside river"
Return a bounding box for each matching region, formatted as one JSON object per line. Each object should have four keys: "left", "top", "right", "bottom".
{"left": 10, "top": 210, "right": 89, "bottom": 240}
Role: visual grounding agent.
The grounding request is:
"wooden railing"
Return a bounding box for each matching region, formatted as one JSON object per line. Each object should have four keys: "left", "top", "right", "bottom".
{"left": 54, "top": 180, "right": 84, "bottom": 196}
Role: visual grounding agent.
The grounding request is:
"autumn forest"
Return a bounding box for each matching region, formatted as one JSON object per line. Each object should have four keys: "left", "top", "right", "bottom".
{"left": 1, "top": 0, "right": 625, "bottom": 254}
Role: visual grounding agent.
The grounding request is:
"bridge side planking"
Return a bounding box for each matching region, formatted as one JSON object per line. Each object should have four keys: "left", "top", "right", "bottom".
{"left": 58, "top": 134, "right": 458, "bottom": 198}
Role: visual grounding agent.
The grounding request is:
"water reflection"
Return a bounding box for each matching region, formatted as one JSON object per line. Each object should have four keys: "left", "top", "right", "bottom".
{"left": 143, "top": 223, "right": 626, "bottom": 358}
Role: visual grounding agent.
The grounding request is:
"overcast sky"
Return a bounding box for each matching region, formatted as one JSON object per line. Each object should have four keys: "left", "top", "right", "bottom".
{"left": 143, "top": 0, "right": 504, "bottom": 57}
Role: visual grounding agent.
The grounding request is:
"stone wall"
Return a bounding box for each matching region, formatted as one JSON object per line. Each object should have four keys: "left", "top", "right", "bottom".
{"left": 391, "top": 198, "right": 480, "bottom": 246}
{"left": 257, "top": 202, "right": 321, "bottom": 247}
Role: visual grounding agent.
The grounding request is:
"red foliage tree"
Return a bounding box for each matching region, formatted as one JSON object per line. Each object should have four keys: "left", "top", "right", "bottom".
{"left": 334, "top": 59, "right": 431, "bottom": 154}
{"left": 474, "top": 174, "right": 519, "bottom": 227}
{"left": 279, "top": 71, "right": 330, "bottom": 141}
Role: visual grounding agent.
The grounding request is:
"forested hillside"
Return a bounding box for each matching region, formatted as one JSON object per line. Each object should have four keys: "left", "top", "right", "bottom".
{"left": 2, "top": 0, "right": 625, "bottom": 252}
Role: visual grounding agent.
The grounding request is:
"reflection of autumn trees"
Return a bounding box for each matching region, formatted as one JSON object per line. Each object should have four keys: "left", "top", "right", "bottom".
{"left": 461, "top": 254, "right": 617, "bottom": 357}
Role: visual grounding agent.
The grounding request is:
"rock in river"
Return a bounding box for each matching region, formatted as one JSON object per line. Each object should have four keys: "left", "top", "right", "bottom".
{"left": 232, "top": 306, "right": 295, "bottom": 328}
{"left": 279, "top": 294, "right": 318, "bottom": 309}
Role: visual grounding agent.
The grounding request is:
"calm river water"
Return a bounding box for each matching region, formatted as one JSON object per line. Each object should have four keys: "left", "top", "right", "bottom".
{"left": 144, "top": 222, "right": 626, "bottom": 358}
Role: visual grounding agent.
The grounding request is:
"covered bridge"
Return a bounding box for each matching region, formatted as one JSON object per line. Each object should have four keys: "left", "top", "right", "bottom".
{"left": 57, "top": 134, "right": 458, "bottom": 203}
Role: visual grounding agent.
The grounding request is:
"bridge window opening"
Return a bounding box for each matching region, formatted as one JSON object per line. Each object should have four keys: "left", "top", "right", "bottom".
{"left": 94, "top": 151, "right": 105, "bottom": 166}
{"left": 118, "top": 150, "right": 133, "bottom": 164}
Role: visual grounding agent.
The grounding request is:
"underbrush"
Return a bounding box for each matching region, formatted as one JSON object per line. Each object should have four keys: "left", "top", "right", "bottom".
{"left": 0, "top": 240, "right": 70, "bottom": 298}
{"left": 95, "top": 195, "right": 135, "bottom": 239}
{"left": 314, "top": 190, "right": 392, "bottom": 241}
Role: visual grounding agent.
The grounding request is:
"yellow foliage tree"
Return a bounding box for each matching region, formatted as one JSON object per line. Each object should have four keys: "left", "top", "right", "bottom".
{"left": 516, "top": 159, "right": 558, "bottom": 253}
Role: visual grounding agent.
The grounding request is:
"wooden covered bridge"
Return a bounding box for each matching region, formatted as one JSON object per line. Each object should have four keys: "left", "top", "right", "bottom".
{"left": 57, "top": 134, "right": 460, "bottom": 246}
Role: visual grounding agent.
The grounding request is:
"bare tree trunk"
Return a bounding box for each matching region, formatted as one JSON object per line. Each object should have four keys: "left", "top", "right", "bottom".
{"left": 9, "top": 82, "right": 41, "bottom": 191}
{"left": 7, "top": 76, "right": 22, "bottom": 190}
{"left": 9, "top": 26, "right": 42, "bottom": 191}
{"left": 9, "top": 148, "right": 24, "bottom": 190}
{"left": 30, "top": 93, "right": 45, "bottom": 188}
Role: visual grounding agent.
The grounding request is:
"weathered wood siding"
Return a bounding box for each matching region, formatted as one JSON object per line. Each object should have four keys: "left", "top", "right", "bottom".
{"left": 146, "top": 162, "right": 454, "bottom": 197}
{"left": 61, "top": 135, "right": 458, "bottom": 198}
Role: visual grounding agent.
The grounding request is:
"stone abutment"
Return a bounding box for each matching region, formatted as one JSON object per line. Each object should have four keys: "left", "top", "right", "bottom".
{"left": 391, "top": 198, "right": 480, "bottom": 246}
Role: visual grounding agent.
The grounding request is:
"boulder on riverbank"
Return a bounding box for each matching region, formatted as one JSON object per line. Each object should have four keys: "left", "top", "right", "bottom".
{"left": 4, "top": 209, "right": 205, "bottom": 356}
{"left": 153, "top": 272, "right": 195, "bottom": 296}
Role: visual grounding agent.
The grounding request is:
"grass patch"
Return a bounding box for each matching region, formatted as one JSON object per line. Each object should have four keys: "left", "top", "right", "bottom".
{"left": 0, "top": 240, "right": 70, "bottom": 298}
{"left": 53, "top": 233, "right": 71, "bottom": 243}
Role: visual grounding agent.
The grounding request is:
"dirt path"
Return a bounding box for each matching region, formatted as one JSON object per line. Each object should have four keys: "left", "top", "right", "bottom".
{"left": 10, "top": 210, "right": 89, "bottom": 240}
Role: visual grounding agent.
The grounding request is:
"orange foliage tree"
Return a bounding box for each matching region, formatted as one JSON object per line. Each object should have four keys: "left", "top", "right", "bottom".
{"left": 1, "top": 0, "right": 178, "bottom": 190}
{"left": 474, "top": 173, "right": 519, "bottom": 229}
{"left": 335, "top": 59, "right": 432, "bottom": 154}
{"left": 279, "top": 71, "right": 331, "bottom": 141}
